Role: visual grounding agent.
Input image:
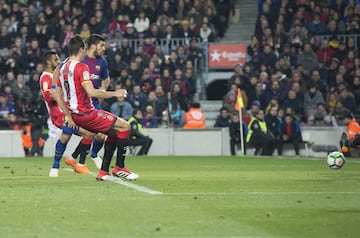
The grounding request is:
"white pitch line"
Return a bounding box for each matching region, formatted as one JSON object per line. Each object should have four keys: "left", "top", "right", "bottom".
{"left": 163, "top": 191, "right": 360, "bottom": 195}
{"left": 63, "top": 168, "right": 163, "bottom": 195}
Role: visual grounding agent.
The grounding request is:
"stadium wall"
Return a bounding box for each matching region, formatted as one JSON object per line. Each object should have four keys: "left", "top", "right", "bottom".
{"left": 0, "top": 127, "right": 345, "bottom": 158}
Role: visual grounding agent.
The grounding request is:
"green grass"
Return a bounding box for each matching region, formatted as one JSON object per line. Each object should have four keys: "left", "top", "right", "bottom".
{"left": 0, "top": 155, "right": 360, "bottom": 238}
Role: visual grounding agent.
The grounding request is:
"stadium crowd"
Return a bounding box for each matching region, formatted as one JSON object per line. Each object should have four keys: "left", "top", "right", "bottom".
{"left": 222, "top": 0, "right": 359, "bottom": 127}
{"left": 216, "top": 0, "right": 360, "bottom": 155}
{"left": 0, "top": 0, "right": 359, "bottom": 156}
{"left": 0, "top": 0, "right": 234, "bottom": 139}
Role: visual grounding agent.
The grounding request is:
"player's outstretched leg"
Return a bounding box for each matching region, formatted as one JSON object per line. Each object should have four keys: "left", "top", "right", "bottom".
{"left": 112, "top": 130, "right": 139, "bottom": 180}
{"left": 96, "top": 137, "right": 117, "bottom": 181}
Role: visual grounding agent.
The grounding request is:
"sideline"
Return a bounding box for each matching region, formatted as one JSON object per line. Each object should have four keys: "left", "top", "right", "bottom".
{"left": 63, "top": 168, "right": 163, "bottom": 195}
{"left": 164, "top": 191, "right": 360, "bottom": 195}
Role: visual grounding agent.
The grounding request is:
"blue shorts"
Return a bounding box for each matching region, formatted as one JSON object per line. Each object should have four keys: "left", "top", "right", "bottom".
{"left": 91, "top": 98, "right": 101, "bottom": 110}
{"left": 62, "top": 116, "right": 80, "bottom": 135}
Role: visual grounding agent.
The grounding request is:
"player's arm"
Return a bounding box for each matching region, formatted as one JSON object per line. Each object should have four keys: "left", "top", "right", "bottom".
{"left": 54, "top": 86, "right": 76, "bottom": 128}
{"left": 50, "top": 66, "right": 60, "bottom": 98}
{"left": 100, "top": 77, "right": 111, "bottom": 90}
{"left": 82, "top": 81, "right": 127, "bottom": 99}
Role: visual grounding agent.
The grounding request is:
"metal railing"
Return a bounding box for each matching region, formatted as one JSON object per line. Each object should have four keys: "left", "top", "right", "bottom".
{"left": 314, "top": 34, "right": 359, "bottom": 46}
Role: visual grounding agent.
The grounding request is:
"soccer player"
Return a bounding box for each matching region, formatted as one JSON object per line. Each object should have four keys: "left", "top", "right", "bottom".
{"left": 68, "top": 34, "right": 110, "bottom": 169}
{"left": 40, "top": 50, "right": 95, "bottom": 177}
{"left": 65, "top": 34, "right": 110, "bottom": 169}
{"left": 54, "top": 34, "right": 138, "bottom": 180}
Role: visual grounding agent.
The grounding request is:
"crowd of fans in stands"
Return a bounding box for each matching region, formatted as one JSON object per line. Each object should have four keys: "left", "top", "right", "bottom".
{"left": 0, "top": 0, "right": 359, "bottom": 139}
{"left": 0, "top": 0, "right": 235, "bottom": 131}
{"left": 221, "top": 0, "right": 360, "bottom": 132}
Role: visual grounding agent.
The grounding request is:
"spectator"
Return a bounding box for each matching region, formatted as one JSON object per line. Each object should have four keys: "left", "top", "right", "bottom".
{"left": 333, "top": 99, "right": 349, "bottom": 126}
{"left": 304, "top": 83, "right": 325, "bottom": 125}
{"left": 265, "top": 105, "right": 282, "bottom": 155}
{"left": 167, "top": 91, "right": 183, "bottom": 127}
{"left": 307, "top": 13, "right": 326, "bottom": 35}
{"left": 297, "top": 43, "right": 318, "bottom": 76}
{"left": 7, "top": 112, "right": 22, "bottom": 130}
{"left": 142, "top": 104, "right": 158, "bottom": 128}
{"left": 279, "top": 114, "right": 302, "bottom": 156}
{"left": 259, "top": 44, "right": 277, "bottom": 73}
{"left": 282, "top": 89, "right": 304, "bottom": 122}
{"left": 110, "top": 95, "right": 133, "bottom": 121}
{"left": 214, "top": 106, "right": 231, "bottom": 128}
{"left": 127, "top": 84, "right": 148, "bottom": 113}
{"left": 123, "top": 23, "right": 139, "bottom": 40}
{"left": 338, "top": 87, "right": 357, "bottom": 112}
{"left": 128, "top": 109, "right": 153, "bottom": 156}
{"left": 171, "top": 80, "right": 189, "bottom": 113}
{"left": 154, "top": 85, "right": 168, "bottom": 126}
{"left": 199, "top": 22, "right": 216, "bottom": 43}
{"left": 247, "top": 35, "right": 262, "bottom": 71}
{"left": 316, "top": 39, "right": 335, "bottom": 67}
{"left": 0, "top": 92, "right": 15, "bottom": 120}
{"left": 134, "top": 10, "right": 150, "bottom": 37}
{"left": 313, "top": 102, "right": 333, "bottom": 126}
{"left": 263, "top": 80, "right": 286, "bottom": 107}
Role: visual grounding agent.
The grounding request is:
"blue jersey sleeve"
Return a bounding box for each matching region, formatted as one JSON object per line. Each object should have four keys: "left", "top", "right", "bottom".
{"left": 100, "top": 57, "right": 109, "bottom": 80}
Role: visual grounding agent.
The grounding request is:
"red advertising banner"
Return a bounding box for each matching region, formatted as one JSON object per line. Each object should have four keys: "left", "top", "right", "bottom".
{"left": 208, "top": 43, "right": 247, "bottom": 68}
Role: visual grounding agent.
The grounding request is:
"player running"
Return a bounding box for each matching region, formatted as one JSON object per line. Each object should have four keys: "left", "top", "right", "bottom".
{"left": 40, "top": 50, "right": 95, "bottom": 177}
{"left": 54, "top": 34, "right": 138, "bottom": 180}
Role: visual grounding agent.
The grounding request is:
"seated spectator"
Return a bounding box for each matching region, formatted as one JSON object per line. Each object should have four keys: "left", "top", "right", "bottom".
{"left": 259, "top": 44, "right": 277, "bottom": 73}
{"left": 154, "top": 85, "right": 168, "bottom": 126}
{"left": 297, "top": 43, "right": 318, "bottom": 76}
{"left": 313, "top": 103, "right": 333, "bottom": 126}
{"left": 246, "top": 110, "right": 277, "bottom": 156}
{"left": 110, "top": 95, "right": 133, "bottom": 121}
{"left": 338, "top": 87, "right": 357, "bottom": 112}
{"left": 134, "top": 10, "right": 150, "bottom": 37}
{"left": 279, "top": 114, "right": 302, "bottom": 156}
{"left": 316, "top": 39, "right": 335, "bottom": 67}
{"left": 229, "top": 113, "right": 248, "bottom": 156}
{"left": 7, "top": 112, "right": 22, "bottom": 130}
{"left": 0, "top": 92, "right": 15, "bottom": 120}
{"left": 265, "top": 105, "right": 282, "bottom": 155}
{"left": 128, "top": 109, "right": 153, "bottom": 156}
{"left": 127, "top": 84, "right": 148, "bottom": 113}
{"left": 223, "top": 89, "right": 237, "bottom": 115}
{"left": 304, "top": 83, "right": 325, "bottom": 125}
{"left": 171, "top": 80, "right": 189, "bottom": 113}
{"left": 214, "top": 107, "right": 231, "bottom": 128}
{"left": 184, "top": 102, "right": 206, "bottom": 129}
{"left": 333, "top": 99, "right": 349, "bottom": 126}
{"left": 167, "top": 91, "right": 183, "bottom": 127}
{"left": 307, "top": 13, "right": 326, "bottom": 35}
{"left": 199, "top": 22, "right": 216, "bottom": 42}
{"left": 282, "top": 89, "right": 304, "bottom": 121}
{"left": 142, "top": 105, "right": 158, "bottom": 128}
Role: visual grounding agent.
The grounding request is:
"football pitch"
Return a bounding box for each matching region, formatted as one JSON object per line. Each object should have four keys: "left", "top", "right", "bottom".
{"left": 0, "top": 155, "right": 359, "bottom": 238}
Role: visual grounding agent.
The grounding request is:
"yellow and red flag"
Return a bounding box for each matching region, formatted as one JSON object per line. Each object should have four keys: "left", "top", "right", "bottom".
{"left": 235, "top": 88, "right": 244, "bottom": 111}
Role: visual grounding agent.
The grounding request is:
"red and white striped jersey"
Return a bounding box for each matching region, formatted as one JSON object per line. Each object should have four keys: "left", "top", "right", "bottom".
{"left": 39, "top": 71, "right": 63, "bottom": 122}
{"left": 58, "top": 60, "right": 94, "bottom": 114}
